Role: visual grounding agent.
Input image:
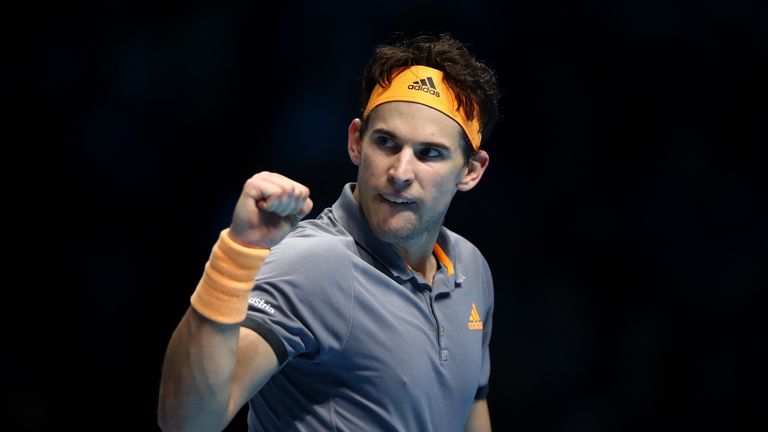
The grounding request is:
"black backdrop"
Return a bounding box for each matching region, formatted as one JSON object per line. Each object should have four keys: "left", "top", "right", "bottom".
{"left": 23, "top": 0, "right": 767, "bottom": 430}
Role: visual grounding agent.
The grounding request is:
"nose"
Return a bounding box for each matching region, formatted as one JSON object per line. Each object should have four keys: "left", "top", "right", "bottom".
{"left": 387, "top": 149, "right": 415, "bottom": 190}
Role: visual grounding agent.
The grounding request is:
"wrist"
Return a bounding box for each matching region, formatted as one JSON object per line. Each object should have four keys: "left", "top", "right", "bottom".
{"left": 190, "top": 229, "right": 270, "bottom": 324}
{"left": 226, "top": 228, "right": 270, "bottom": 250}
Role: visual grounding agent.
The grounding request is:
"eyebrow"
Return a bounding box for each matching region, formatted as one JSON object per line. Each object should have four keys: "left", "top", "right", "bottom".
{"left": 369, "top": 127, "right": 453, "bottom": 151}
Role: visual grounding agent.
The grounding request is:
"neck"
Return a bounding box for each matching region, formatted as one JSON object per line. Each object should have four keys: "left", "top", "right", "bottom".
{"left": 391, "top": 227, "right": 441, "bottom": 284}
{"left": 352, "top": 183, "right": 442, "bottom": 284}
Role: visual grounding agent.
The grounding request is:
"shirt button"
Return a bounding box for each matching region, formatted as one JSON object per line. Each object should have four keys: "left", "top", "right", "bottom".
{"left": 440, "top": 326, "right": 446, "bottom": 337}
{"left": 441, "top": 349, "right": 449, "bottom": 362}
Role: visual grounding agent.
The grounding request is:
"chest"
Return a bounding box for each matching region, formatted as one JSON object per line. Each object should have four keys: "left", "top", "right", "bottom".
{"left": 329, "top": 258, "right": 488, "bottom": 404}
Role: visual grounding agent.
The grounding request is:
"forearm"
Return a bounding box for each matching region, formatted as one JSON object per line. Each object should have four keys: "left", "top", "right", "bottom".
{"left": 158, "top": 307, "right": 240, "bottom": 432}
{"left": 464, "top": 399, "right": 492, "bottom": 432}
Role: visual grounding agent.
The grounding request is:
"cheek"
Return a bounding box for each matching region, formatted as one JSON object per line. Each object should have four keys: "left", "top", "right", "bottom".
{"left": 441, "top": 168, "right": 463, "bottom": 190}
{"left": 426, "top": 177, "right": 458, "bottom": 206}
{"left": 359, "top": 152, "right": 382, "bottom": 176}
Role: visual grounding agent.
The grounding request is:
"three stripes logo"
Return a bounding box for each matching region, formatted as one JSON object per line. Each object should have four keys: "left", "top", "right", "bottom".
{"left": 407, "top": 77, "right": 441, "bottom": 97}
{"left": 467, "top": 303, "right": 484, "bottom": 330}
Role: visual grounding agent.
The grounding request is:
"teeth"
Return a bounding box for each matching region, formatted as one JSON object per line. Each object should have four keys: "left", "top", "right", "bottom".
{"left": 384, "top": 196, "right": 413, "bottom": 204}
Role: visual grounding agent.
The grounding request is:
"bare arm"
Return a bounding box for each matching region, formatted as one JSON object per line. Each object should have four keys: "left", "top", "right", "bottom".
{"left": 464, "top": 399, "right": 492, "bottom": 432}
{"left": 158, "top": 172, "right": 312, "bottom": 431}
{"left": 158, "top": 308, "right": 278, "bottom": 431}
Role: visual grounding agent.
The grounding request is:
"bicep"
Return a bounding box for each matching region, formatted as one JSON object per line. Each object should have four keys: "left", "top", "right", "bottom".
{"left": 464, "top": 399, "right": 492, "bottom": 432}
{"left": 226, "top": 327, "right": 280, "bottom": 419}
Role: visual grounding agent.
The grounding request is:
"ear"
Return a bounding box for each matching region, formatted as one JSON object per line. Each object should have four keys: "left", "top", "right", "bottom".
{"left": 457, "top": 150, "right": 490, "bottom": 192}
{"left": 347, "top": 118, "right": 363, "bottom": 166}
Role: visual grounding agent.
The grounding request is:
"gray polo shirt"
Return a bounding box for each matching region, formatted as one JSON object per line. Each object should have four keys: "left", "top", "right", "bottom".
{"left": 243, "top": 183, "right": 494, "bottom": 432}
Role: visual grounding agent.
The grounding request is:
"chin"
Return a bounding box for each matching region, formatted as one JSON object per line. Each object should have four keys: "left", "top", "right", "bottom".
{"left": 370, "top": 220, "right": 421, "bottom": 244}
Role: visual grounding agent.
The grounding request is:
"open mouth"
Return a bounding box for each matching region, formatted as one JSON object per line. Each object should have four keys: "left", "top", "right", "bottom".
{"left": 379, "top": 193, "right": 416, "bottom": 205}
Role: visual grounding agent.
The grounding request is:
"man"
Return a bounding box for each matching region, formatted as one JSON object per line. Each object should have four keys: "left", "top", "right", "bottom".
{"left": 159, "top": 33, "right": 500, "bottom": 431}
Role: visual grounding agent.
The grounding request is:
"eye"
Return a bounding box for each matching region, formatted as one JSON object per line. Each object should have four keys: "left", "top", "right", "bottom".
{"left": 418, "top": 147, "right": 444, "bottom": 159}
{"left": 374, "top": 135, "right": 397, "bottom": 149}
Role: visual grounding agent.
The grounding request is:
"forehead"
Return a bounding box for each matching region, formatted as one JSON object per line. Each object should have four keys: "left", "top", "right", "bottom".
{"left": 365, "top": 102, "right": 464, "bottom": 150}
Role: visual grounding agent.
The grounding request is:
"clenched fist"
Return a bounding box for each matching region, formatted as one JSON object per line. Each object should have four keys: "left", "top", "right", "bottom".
{"left": 228, "top": 172, "right": 313, "bottom": 248}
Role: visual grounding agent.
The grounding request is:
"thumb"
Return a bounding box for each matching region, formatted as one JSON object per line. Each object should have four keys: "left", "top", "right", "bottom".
{"left": 287, "top": 198, "right": 314, "bottom": 226}
{"left": 297, "top": 197, "right": 313, "bottom": 219}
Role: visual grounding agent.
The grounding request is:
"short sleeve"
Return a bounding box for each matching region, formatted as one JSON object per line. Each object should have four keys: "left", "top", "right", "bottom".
{"left": 241, "top": 231, "right": 354, "bottom": 366}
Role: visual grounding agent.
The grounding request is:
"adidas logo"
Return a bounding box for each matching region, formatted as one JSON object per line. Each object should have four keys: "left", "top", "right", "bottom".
{"left": 248, "top": 297, "right": 275, "bottom": 314}
{"left": 407, "top": 77, "right": 441, "bottom": 97}
{"left": 467, "top": 303, "right": 484, "bottom": 330}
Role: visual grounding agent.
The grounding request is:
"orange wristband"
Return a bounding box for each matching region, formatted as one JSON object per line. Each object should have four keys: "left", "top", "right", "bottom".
{"left": 190, "top": 229, "right": 269, "bottom": 324}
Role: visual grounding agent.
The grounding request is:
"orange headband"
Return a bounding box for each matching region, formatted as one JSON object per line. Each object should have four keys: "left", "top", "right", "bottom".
{"left": 363, "top": 65, "right": 482, "bottom": 150}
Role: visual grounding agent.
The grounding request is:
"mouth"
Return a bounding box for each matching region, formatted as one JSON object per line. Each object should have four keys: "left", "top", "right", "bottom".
{"left": 378, "top": 193, "right": 417, "bottom": 206}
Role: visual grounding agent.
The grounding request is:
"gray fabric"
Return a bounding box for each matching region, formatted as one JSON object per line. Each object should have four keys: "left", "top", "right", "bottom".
{"left": 242, "top": 183, "right": 494, "bottom": 432}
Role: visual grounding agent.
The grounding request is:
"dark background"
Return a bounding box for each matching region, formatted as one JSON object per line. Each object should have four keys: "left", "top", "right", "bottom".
{"left": 21, "top": 0, "right": 767, "bottom": 430}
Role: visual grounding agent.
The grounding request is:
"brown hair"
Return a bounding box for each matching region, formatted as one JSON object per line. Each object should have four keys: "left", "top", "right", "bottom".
{"left": 360, "top": 33, "right": 501, "bottom": 158}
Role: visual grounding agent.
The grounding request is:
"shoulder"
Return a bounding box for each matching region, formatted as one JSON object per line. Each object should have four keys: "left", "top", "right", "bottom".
{"left": 443, "top": 227, "right": 491, "bottom": 274}
{"left": 443, "top": 227, "right": 494, "bottom": 305}
{"left": 282, "top": 219, "right": 354, "bottom": 256}
{"left": 258, "top": 219, "right": 356, "bottom": 279}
